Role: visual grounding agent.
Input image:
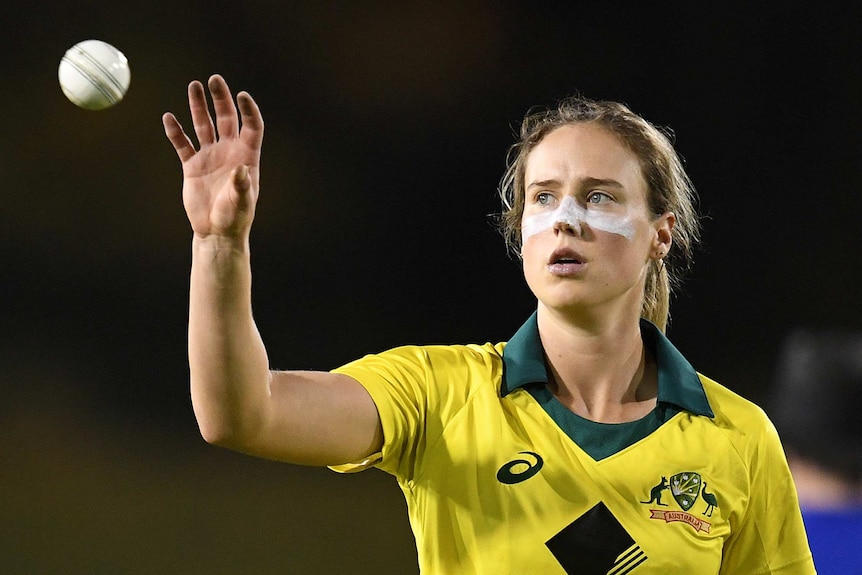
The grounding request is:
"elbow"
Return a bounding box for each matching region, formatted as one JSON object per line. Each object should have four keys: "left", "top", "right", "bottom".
{"left": 189, "top": 373, "right": 272, "bottom": 452}
{"left": 194, "top": 411, "right": 253, "bottom": 451}
{"left": 197, "top": 419, "right": 233, "bottom": 447}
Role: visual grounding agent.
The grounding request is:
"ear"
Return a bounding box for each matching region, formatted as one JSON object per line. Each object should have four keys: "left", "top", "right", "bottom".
{"left": 650, "top": 211, "right": 675, "bottom": 260}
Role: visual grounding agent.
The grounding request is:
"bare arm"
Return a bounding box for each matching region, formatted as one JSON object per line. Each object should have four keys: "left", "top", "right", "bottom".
{"left": 163, "top": 75, "right": 382, "bottom": 466}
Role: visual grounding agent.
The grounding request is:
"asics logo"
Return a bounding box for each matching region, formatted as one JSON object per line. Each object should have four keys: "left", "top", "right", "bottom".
{"left": 496, "top": 451, "right": 544, "bottom": 484}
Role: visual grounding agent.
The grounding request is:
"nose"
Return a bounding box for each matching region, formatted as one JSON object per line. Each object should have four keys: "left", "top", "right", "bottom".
{"left": 551, "top": 196, "right": 584, "bottom": 236}
{"left": 553, "top": 217, "right": 581, "bottom": 236}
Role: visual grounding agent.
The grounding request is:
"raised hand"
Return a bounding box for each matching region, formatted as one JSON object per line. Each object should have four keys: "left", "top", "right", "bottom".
{"left": 162, "top": 75, "right": 264, "bottom": 240}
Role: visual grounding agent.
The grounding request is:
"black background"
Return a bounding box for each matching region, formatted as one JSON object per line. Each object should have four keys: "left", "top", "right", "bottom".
{"left": 1, "top": 2, "right": 860, "bottom": 572}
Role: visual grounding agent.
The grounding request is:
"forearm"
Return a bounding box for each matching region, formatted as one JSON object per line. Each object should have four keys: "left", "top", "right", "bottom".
{"left": 188, "top": 234, "right": 271, "bottom": 446}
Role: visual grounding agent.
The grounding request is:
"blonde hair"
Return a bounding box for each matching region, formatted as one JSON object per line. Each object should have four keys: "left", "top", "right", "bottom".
{"left": 498, "top": 96, "right": 700, "bottom": 331}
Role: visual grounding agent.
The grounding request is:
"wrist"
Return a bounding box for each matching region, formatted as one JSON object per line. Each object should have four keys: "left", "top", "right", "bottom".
{"left": 190, "top": 234, "right": 253, "bottom": 291}
{"left": 192, "top": 233, "right": 250, "bottom": 257}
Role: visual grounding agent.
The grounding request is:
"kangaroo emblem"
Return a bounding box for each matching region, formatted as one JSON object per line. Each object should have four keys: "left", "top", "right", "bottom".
{"left": 641, "top": 476, "right": 670, "bottom": 506}
{"left": 701, "top": 482, "right": 718, "bottom": 517}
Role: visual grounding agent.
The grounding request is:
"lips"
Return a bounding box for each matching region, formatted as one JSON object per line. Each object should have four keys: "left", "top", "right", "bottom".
{"left": 549, "top": 247, "right": 585, "bottom": 266}
{"left": 547, "top": 246, "right": 586, "bottom": 275}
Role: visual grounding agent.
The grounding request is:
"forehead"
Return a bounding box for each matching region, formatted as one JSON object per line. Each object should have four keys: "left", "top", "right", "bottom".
{"left": 525, "top": 123, "right": 645, "bottom": 192}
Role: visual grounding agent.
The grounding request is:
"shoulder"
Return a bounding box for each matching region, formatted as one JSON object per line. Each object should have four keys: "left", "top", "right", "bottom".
{"left": 697, "top": 379, "right": 814, "bottom": 572}
{"left": 331, "top": 342, "right": 508, "bottom": 477}
{"left": 339, "top": 341, "right": 505, "bottom": 371}
{"left": 697, "top": 373, "right": 783, "bottom": 461}
{"left": 699, "top": 374, "right": 770, "bottom": 425}
{"left": 333, "top": 342, "right": 507, "bottom": 398}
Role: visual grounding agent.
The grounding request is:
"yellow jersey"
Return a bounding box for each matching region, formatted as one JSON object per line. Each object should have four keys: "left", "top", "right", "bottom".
{"left": 332, "top": 314, "right": 815, "bottom": 574}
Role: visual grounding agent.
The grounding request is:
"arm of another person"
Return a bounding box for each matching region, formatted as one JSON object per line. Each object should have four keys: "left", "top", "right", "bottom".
{"left": 162, "top": 75, "right": 382, "bottom": 466}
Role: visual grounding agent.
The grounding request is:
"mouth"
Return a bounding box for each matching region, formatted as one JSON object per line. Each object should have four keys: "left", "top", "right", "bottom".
{"left": 549, "top": 248, "right": 585, "bottom": 266}
{"left": 546, "top": 247, "right": 586, "bottom": 276}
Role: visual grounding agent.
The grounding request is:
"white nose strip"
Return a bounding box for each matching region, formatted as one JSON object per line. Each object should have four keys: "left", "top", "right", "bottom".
{"left": 521, "top": 196, "right": 635, "bottom": 241}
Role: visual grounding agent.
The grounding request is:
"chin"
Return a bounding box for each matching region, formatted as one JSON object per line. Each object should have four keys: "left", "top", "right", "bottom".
{"left": 536, "top": 292, "right": 595, "bottom": 314}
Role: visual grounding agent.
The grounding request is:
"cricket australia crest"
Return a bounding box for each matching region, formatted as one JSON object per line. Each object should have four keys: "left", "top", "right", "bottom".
{"left": 641, "top": 471, "right": 718, "bottom": 534}
{"left": 670, "top": 472, "right": 701, "bottom": 511}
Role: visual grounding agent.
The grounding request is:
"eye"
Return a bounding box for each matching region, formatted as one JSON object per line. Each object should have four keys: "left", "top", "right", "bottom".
{"left": 536, "top": 192, "right": 555, "bottom": 206}
{"left": 587, "top": 191, "right": 613, "bottom": 204}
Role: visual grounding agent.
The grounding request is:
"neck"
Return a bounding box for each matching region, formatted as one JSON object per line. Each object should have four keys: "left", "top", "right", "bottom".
{"left": 537, "top": 304, "right": 658, "bottom": 423}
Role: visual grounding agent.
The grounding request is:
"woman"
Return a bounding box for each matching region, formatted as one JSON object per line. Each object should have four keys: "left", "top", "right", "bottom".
{"left": 163, "top": 75, "right": 815, "bottom": 574}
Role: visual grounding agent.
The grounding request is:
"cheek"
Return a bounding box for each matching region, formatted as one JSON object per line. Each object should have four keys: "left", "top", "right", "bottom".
{"left": 584, "top": 231, "right": 647, "bottom": 274}
{"left": 519, "top": 237, "right": 544, "bottom": 280}
{"left": 604, "top": 235, "right": 655, "bottom": 281}
{"left": 519, "top": 233, "right": 544, "bottom": 263}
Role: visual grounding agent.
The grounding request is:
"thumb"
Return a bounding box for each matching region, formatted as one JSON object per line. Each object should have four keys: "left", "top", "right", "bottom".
{"left": 229, "top": 165, "right": 258, "bottom": 219}
{"left": 232, "top": 164, "right": 256, "bottom": 210}
{"left": 233, "top": 164, "right": 251, "bottom": 194}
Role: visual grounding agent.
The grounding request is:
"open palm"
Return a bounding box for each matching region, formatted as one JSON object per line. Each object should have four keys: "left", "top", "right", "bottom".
{"left": 163, "top": 75, "right": 264, "bottom": 239}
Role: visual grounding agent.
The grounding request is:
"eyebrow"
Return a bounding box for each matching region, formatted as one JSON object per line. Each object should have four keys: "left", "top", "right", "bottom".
{"left": 526, "top": 177, "right": 625, "bottom": 190}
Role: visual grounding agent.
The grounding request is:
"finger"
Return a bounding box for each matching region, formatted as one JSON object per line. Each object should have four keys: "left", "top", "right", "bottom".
{"left": 188, "top": 80, "right": 216, "bottom": 146}
{"left": 236, "top": 91, "right": 264, "bottom": 151}
{"left": 162, "top": 112, "right": 197, "bottom": 163}
{"left": 208, "top": 74, "right": 238, "bottom": 141}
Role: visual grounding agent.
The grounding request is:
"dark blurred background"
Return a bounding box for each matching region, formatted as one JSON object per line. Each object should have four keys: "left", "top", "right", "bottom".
{"left": 1, "top": 2, "right": 860, "bottom": 572}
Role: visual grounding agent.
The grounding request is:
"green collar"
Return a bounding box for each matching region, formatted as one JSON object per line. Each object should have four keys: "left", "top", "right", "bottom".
{"left": 501, "top": 312, "right": 714, "bottom": 418}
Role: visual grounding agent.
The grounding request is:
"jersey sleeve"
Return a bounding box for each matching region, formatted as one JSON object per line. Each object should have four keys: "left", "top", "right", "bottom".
{"left": 719, "top": 412, "right": 816, "bottom": 574}
{"left": 329, "top": 345, "right": 484, "bottom": 480}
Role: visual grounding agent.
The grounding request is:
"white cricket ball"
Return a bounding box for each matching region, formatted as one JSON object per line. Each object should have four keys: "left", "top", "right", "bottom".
{"left": 58, "top": 39, "right": 131, "bottom": 110}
